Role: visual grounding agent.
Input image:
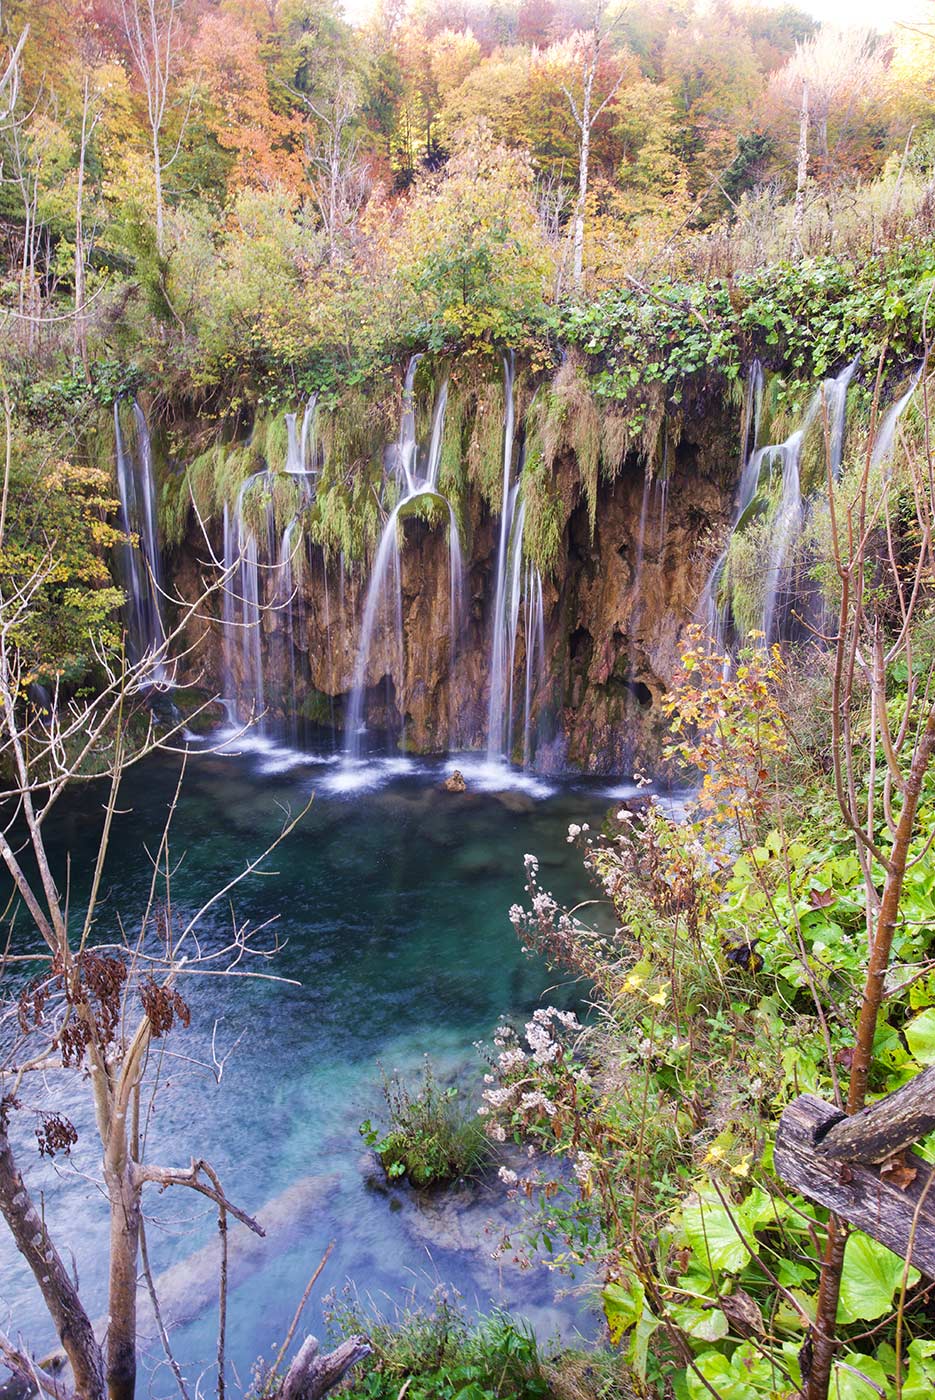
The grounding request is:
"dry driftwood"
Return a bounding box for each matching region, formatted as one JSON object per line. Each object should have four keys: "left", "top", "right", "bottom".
{"left": 775, "top": 1093, "right": 935, "bottom": 1277}
{"left": 278, "top": 1335, "right": 372, "bottom": 1400}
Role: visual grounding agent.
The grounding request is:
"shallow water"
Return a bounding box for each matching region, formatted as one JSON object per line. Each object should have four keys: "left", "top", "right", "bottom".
{"left": 1, "top": 732, "right": 633, "bottom": 1390}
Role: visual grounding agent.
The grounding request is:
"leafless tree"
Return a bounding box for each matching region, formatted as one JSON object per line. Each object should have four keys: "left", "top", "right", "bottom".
{"left": 118, "top": 0, "right": 189, "bottom": 255}
{"left": 299, "top": 80, "right": 371, "bottom": 265}
{"left": 771, "top": 26, "right": 887, "bottom": 222}
{"left": 561, "top": 4, "right": 628, "bottom": 291}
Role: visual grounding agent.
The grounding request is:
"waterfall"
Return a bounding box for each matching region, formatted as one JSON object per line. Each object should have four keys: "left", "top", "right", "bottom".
{"left": 344, "top": 363, "right": 461, "bottom": 759}
{"left": 392, "top": 354, "right": 422, "bottom": 494}
{"left": 286, "top": 395, "right": 319, "bottom": 476}
{"left": 826, "top": 358, "right": 857, "bottom": 479}
{"left": 114, "top": 400, "right": 168, "bottom": 683}
{"left": 425, "top": 378, "right": 449, "bottom": 489}
{"left": 222, "top": 471, "right": 273, "bottom": 725}
{"left": 761, "top": 358, "right": 857, "bottom": 641}
{"left": 761, "top": 433, "right": 806, "bottom": 643}
{"left": 485, "top": 354, "right": 518, "bottom": 760}
{"left": 522, "top": 565, "right": 545, "bottom": 766}
{"left": 485, "top": 355, "right": 546, "bottom": 765}
{"left": 705, "top": 358, "right": 858, "bottom": 649}
{"left": 275, "top": 519, "right": 304, "bottom": 741}
{"left": 871, "top": 371, "right": 921, "bottom": 470}
{"left": 703, "top": 363, "right": 767, "bottom": 651}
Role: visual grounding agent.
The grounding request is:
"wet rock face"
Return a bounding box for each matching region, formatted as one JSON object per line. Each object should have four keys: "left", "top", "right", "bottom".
{"left": 170, "top": 399, "right": 735, "bottom": 774}
{"left": 550, "top": 433, "right": 732, "bottom": 772}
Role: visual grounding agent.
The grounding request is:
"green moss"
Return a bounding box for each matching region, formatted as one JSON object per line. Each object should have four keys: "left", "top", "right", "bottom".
{"left": 534, "top": 357, "right": 603, "bottom": 538}
{"left": 438, "top": 383, "right": 468, "bottom": 511}
{"left": 467, "top": 375, "right": 506, "bottom": 511}
{"left": 255, "top": 412, "right": 289, "bottom": 470}
{"left": 520, "top": 436, "right": 563, "bottom": 578}
{"left": 398, "top": 489, "right": 448, "bottom": 530}
{"left": 721, "top": 504, "right": 779, "bottom": 639}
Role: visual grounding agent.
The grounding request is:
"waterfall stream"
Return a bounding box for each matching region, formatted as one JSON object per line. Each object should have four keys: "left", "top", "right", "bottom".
{"left": 343, "top": 361, "right": 463, "bottom": 760}
{"left": 484, "top": 358, "right": 546, "bottom": 766}
{"left": 705, "top": 358, "right": 858, "bottom": 649}
{"left": 114, "top": 399, "right": 168, "bottom": 683}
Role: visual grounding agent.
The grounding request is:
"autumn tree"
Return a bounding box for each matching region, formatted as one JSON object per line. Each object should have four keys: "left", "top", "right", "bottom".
{"left": 768, "top": 24, "right": 891, "bottom": 216}
{"left": 189, "top": 10, "right": 304, "bottom": 194}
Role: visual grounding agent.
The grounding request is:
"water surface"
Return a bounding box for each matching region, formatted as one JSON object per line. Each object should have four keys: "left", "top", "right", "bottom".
{"left": 1, "top": 735, "right": 629, "bottom": 1389}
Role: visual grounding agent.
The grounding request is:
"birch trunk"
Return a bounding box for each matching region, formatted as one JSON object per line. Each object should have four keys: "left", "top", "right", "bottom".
{"left": 793, "top": 80, "right": 809, "bottom": 243}
{"left": 572, "top": 75, "right": 592, "bottom": 290}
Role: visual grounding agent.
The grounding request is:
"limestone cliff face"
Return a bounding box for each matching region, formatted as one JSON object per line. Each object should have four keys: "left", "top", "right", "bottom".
{"left": 170, "top": 392, "right": 737, "bottom": 774}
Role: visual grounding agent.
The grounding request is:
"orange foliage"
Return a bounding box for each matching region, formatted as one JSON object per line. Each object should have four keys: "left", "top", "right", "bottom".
{"left": 188, "top": 11, "right": 305, "bottom": 192}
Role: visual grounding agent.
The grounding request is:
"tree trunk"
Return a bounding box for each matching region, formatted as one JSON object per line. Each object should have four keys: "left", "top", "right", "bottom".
{"left": 75, "top": 82, "right": 89, "bottom": 376}
{"left": 793, "top": 81, "right": 809, "bottom": 244}
{"left": 105, "top": 1161, "right": 142, "bottom": 1400}
{"left": 572, "top": 87, "right": 590, "bottom": 290}
{"left": 152, "top": 126, "right": 164, "bottom": 256}
{"left": 0, "top": 1128, "right": 105, "bottom": 1400}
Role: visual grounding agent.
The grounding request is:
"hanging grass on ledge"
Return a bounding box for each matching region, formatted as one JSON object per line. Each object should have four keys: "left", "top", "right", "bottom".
{"left": 360, "top": 1059, "right": 490, "bottom": 1190}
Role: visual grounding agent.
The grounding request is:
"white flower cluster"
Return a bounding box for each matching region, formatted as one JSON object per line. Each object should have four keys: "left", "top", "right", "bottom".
{"left": 520, "top": 1090, "right": 556, "bottom": 1116}
{"left": 523, "top": 1005, "right": 578, "bottom": 1064}
{"left": 572, "top": 1152, "right": 594, "bottom": 1187}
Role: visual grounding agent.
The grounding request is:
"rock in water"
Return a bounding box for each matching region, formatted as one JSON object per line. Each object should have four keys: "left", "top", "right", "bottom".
{"left": 443, "top": 769, "right": 466, "bottom": 793}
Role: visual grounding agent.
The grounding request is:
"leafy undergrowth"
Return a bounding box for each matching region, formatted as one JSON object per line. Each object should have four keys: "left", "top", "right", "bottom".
{"left": 327, "top": 1290, "right": 623, "bottom": 1400}
{"left": 476, "top": 620, "right": 935, "bottom": 1399}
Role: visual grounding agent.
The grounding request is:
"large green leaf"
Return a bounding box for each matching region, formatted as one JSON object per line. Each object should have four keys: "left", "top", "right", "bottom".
{"left": 905, "top": 1008, "right": 935, "bottom": 1065}
{"left": 904, "top": 1340, "right": 935, "bottom": 1400}
{"left": 670, "top": 1301, "right": 729, "bottom": 1342}
{"left": 682, "top": 1188, "right": 751, "bottom": 1273}
{"left": 837, "top": 1233, "right": 920, "bottom": 1323}
{"left": 602, "top": 1277, "right": 645, "bottom": 1345}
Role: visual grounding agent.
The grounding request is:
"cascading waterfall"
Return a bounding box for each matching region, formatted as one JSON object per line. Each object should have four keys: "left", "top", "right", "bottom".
{"left": 222, "top": 471, "right": 274, "bottom": 724}
{"left": 114, "top": 399, "right": 168, "bottom": 682}
{"left": 485, "top": 356, "right": 546, "bottom": 766}
{"left": 275, "top": 519, "right": 305, "bottom": 741}
{"left": 705, "top": 358, "right": 858, "bottom": 648}
{"left": 522, "top": 565, "right": 545, "bottom": 766}
{"left": 344, "top": 362, "right": 463, "bottom": 759}
{"left": 761, "top": 358, "right": 856, "bottom": 641}
{"left": 286, "top": 395, "right": 319, "bottom": 475}
{"left": 704, "top": 362, "right": 765, "bottom": 651}
{"left": 485, "top": 355, "right": 518, "bottom": 761}
{"left": 871, "top": 371, "right": 921, "bottom": 470}
{"left": 220, "top": 392, "right": 323, "bottom": 731}
{"left": 760, "top": 433, "right": 807, "bottom": 643}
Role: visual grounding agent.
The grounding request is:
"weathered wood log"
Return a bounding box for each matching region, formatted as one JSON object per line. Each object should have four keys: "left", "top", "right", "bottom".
{"left": 775, "top": 1094, "right": 935, "bottom": 1277}
{"left": 814, "top": 1064, "right": 935, "bottom": 1165}
{"left": 279, "top": 1335, "right": 371, "bottom": 1400}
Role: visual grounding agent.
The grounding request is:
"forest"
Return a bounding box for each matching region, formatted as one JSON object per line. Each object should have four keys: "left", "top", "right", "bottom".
{"left": 2, "top": 1, "right": 935, "bottom": 1400}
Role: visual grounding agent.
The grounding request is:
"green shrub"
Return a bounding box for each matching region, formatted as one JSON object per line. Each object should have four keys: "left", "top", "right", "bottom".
{"left": 360, "top": 1059, "right": 489, "bottom": 1189}
{"left": 327, "top": 1291, "right": 555, "bottom": 1400}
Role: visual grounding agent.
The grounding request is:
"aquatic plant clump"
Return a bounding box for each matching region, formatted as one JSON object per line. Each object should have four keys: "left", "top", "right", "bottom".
{"left": 360, "top": 1060, "right": 490, "bottom": 1190}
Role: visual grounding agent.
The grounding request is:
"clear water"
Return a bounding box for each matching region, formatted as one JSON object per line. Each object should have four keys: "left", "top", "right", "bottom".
{"left": 1, "top": 733, "right": 633, "bottom": 1389}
